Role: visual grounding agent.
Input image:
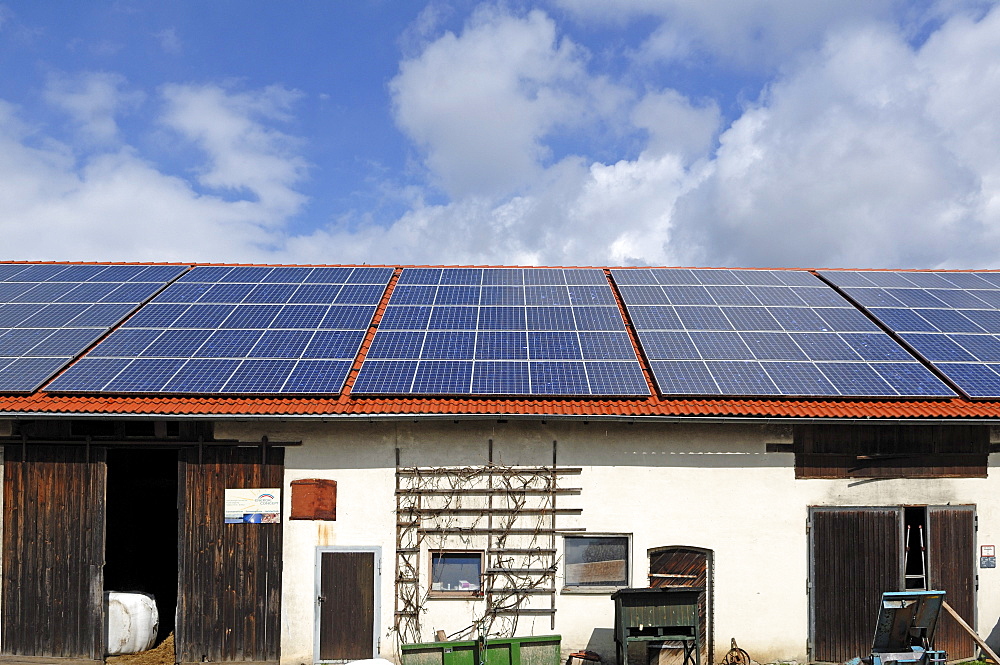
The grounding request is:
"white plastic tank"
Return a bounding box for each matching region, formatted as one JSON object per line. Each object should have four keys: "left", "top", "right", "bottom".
{"left": 105, "top": 591, "right": 160, "bottom": 655}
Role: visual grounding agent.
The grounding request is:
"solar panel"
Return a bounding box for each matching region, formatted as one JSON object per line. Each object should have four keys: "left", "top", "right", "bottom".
{"left": 0, "top": 263, "right": 189, "bottom": 392}
{"left": 48, "top": 266, "right": 392, "bottom": 395}
{"left": 353, "top": 268, "right": 649, "bottom": 396}
{"left": 821, "top": 270, "right": 1000, "bottom": 398}
{"left": 614, "top": 268, "right": 955, "bottom": 398}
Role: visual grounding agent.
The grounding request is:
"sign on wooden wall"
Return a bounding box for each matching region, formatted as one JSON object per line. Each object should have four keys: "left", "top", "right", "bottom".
{"left": 224, "top": 488, "right": 281, "bottom": 523}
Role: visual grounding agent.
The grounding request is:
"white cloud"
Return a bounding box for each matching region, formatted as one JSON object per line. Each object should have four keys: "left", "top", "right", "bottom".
{"left": 0, "top": 83, "right": 310, "bottom": 262}
{"left": 277, "top": 149, "right": 699, "bottom": 268}
{"left": 390, "top": 7, "right": 629, "bottom": 198}
{"left": 44, "top": 71, "right": 143, "bottom": 144}
{"left": 631, "top": 90, "right": 720, "bottom": 163}
{"left": 670, "top": 6, "right": 1000, "bottom": 269}
{"left": 555, "top": 0, "right": 900, "bottom": 69}
{"left": 287, "top": 3, "right": 1000, "bottom": 270}
{"left": 4, "top": 4, "right": 1000, "bottom": 272}
{"left": 266, "top": 7, "right": 698, "bottom": 267}
{"left": 159, "top": 83, "right": 308, "bottom": 220}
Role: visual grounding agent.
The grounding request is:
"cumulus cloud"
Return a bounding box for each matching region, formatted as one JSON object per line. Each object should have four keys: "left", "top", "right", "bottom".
{"left": 279, "top": 153, "right": 696, "bottom": 267}
{"left": 266, "top": 7, "right": 699, "bottom": 266}
{"left": 671, "top": 6, "right": 1000, "bottom": 269}
{"left": 0, "top": 82, "right": 309, "bottom": 262}
{"left": 2, "top": 3, "right": 1000, "bottom": 271}
{"left": 631, "top": 90, "right": 720, "bottom": 163}
{"left": 305, "top": 2, "right": 1000, "bottom": 270}
{"left": 390, "top": 7, "right": 629, "bottom": 198}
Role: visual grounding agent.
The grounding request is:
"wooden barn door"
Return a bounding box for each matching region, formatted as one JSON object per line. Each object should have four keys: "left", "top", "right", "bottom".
{"left": 177, "top": 446, "right": 284, "bottom": 664}
{"left": 928, "top": 506, "right": 976, "bottom": 660}
{"left": 809, "top": 507, "right": 903, "bottom": 663}
{"left": 317, "top": 550, "right": 378, "bottom": 661}
{"left": 647, "top": 546, "right": 712, "bottom": 664}
{"left": 2, "top": 444, "right": 106, "bottom": 663}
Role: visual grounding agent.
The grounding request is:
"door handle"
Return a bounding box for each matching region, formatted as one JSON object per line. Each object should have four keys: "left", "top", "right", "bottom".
{"left": 318, "top": 595, "right": 326, "bottom": 604}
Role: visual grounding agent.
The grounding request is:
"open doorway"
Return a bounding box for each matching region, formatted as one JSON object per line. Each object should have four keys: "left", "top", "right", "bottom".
{"left": 104, "top": 448, "right": 179, "bottom": 643}
{"left": 903, "top": 506, "right": 928, "bottom": 590}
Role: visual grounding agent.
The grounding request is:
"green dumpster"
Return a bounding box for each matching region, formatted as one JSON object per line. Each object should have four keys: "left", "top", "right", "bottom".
{"left": 401, "top": 635, "right": 561, "bottom": 665}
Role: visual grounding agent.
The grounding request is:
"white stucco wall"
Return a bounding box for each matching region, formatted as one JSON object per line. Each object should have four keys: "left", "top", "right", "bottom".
{"left": 217, "top": 419, "right": 1000, "bottom": 665}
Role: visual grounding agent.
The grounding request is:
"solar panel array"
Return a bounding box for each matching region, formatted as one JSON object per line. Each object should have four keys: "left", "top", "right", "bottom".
{"left": 48, "top": 266, "right": 393, "bottom": 394}
{"left": 0, "top": 263, "right": 188, "bottom": 392}
{"left": 13, "top": 262, "right": 1000, "bottom": 401}
{"left": 820, "top": 270, "right": 1000, "bottom": 398}
{"left": 353, "top": 268, "right": 649, "bottom": 395}
{"left": 612, "top": 268, "right": 956, "bottom": 398}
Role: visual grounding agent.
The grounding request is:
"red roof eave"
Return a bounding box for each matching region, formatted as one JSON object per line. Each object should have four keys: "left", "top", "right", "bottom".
{"left": 1, "top": 392, "right": 999, "bottom": 420}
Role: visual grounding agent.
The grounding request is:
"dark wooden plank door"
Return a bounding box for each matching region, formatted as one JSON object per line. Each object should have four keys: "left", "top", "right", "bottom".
{"left": 648, "top": 546, "right": 712, "bottom": 664}
{"left": 928, "top": 506, "right": 976, "bottom": 660}
{"left": 177, "top": 447, "right": 284, "bottom": 664}
{"left": 2, "top": 444, "right": 106, "bottom": 662}
{"left": 810, "top": 508, "right": 902, "bottom": 663}
{"left": 318, "top": 551, "right": 376, "bottom": 661}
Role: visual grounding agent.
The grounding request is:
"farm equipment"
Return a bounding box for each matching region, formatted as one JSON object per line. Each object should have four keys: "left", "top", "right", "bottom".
{"left": 867, "top": 591, "right": 946, "bottom": 665}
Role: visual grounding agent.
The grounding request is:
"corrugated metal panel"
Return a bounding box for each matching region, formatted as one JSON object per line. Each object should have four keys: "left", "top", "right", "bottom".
{"left": 928, "top": 507, "right": 976, "bottom": 660}
{"left": 810, "top": 508, "right": 902, "bottom": 663}
{"left": 1, "top": 445, "right": 106, "bottom": 662}
{"left": 176, "top": 446, "right": 284, "bottom": 664}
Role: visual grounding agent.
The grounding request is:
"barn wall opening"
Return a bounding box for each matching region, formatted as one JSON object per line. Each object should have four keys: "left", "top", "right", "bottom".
{"left": 903, "top": 506, "right": 928, "bottom": 590}
{"left": 809, "top": 505, "right": 976, "bottom": 663}
{"left": 104, "top": 447, "right": 179, "bottom": 643}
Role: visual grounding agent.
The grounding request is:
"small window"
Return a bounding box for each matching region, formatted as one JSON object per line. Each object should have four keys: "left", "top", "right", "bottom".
{"left": 564, "top": 535, "right": 629, "bottom": 589}
{"left": 430, "top": 551, "right": 483, "bottom": 595}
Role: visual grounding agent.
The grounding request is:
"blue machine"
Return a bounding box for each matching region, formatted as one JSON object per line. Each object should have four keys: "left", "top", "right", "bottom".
{"left": 869, "top": 591, "right": 947, "bottom": 665}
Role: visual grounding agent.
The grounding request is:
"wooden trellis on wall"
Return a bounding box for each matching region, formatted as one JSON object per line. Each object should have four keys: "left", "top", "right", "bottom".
{"left": 393, "top": 440, "right": 582, "bottom": 644}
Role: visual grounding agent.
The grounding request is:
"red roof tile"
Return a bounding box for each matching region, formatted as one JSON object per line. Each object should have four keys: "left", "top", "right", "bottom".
{"left": 1, "top": 392, "right": 999, "bottom": 420}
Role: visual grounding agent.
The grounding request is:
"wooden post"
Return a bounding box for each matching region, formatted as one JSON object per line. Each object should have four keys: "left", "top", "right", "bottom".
{"left": 942, "top": 600, "right": 1000, "bottom": 663}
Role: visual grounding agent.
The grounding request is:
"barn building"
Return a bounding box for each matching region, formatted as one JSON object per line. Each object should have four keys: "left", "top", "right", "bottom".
{"left": 1, "top": 262, "right": 999, "bottom": 665}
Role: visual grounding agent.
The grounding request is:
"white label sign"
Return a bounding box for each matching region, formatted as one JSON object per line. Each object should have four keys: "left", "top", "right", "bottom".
{"left": 225, "top": 488, "right": 281, "bottom": 523}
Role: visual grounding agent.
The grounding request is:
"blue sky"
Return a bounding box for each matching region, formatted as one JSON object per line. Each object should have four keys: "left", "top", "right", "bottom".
{"left": 1, "top": 1, "right": 998, "bottom": 269}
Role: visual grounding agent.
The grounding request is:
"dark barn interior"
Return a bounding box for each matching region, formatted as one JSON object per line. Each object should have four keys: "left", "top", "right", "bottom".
{"left": 104, "top": 447, "right": 179, "bottom": 643}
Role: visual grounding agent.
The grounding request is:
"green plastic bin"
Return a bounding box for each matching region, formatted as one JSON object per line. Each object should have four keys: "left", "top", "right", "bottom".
{"left": 401, "top": 635, "right": 561, "bottom": 665}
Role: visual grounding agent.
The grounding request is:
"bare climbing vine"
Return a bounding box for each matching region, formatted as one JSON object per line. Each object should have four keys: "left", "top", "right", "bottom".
{"left": 392, "top": 447, "right": 576, "bottom": 650}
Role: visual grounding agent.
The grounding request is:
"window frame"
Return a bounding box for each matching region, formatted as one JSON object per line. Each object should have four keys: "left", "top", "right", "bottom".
{"left": 427, "top": 550, "right": 485, "bottom": 598}
{"left": 561, "top": 533, "right": 631, "bottom": 594}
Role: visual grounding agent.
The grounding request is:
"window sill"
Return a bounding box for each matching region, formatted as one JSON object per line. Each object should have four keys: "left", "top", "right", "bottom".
{"left": 428, "top": 591, "right": 484, "bottom": 599}
{"left": 561, "top": 586, "right": 627, "bottom": 595}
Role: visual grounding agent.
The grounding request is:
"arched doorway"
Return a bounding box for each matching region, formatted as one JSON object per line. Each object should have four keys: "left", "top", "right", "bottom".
{"left": 647, "top": 546, "right": 714, "bottom": 665}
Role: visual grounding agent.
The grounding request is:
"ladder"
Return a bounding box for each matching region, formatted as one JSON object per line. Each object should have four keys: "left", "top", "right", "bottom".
{"left": 904, "top": 524, "right": 927, "bottom": 589}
